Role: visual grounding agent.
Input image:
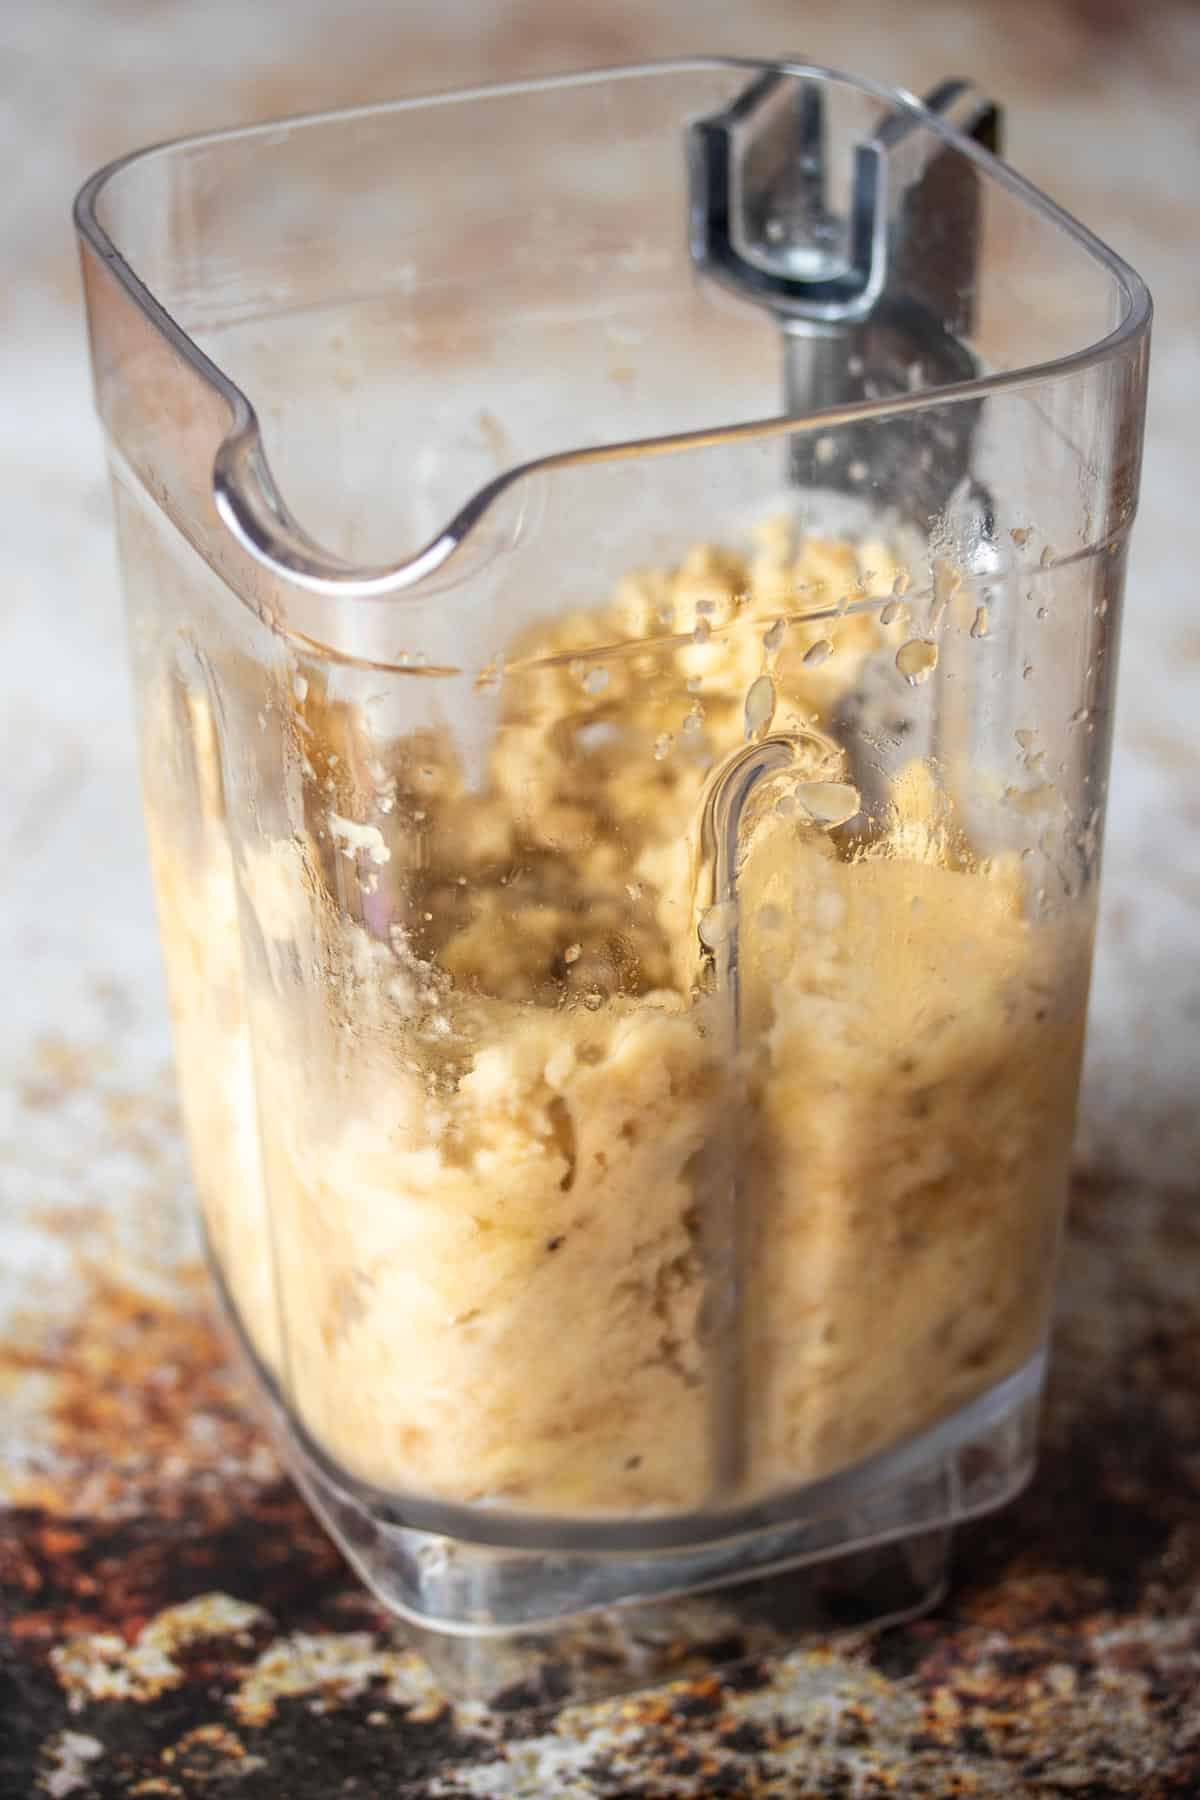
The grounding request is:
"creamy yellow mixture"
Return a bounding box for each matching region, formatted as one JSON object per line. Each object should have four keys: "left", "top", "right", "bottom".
{"left": 146, "top": 523, "right": 1088, "bottom": 1518}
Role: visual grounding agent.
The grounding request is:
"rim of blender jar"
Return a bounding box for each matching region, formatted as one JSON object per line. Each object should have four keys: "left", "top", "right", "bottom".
{"left": 75, "top": 55, "right": 1153, "bottom": 602}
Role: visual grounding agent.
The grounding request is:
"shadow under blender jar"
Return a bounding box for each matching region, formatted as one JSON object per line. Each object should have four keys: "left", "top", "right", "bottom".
{"left": 77, "top": 60, "right": 1150, "bottom": 1699}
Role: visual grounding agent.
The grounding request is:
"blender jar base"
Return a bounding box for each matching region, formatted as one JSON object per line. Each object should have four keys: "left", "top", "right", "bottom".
{"left": 406, "top": 1533, "right": 952, "bottom": 1708}
{"left": 224, "top": 1266, "right": 1042, "bottom": 1704}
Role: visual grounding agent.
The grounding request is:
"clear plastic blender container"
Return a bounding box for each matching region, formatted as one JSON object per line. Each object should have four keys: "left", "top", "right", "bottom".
{"left": 77, "top": 59, "right": 1150, "bottom": 1700}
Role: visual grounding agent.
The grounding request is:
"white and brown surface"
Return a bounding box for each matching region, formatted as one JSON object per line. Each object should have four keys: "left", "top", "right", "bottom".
{"left": 2, "top": 2, "right": 1200, "bottom": 1794}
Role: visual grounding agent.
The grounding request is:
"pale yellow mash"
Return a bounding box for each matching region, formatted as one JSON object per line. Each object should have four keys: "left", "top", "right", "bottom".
{"left": 145, "top": 522, "right": 1088, "bottom": 1518}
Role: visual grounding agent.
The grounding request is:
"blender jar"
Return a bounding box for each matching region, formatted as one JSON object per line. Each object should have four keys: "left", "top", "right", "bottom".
{"left": 77, "top": 59, "right": 1150, "bottom": 1698}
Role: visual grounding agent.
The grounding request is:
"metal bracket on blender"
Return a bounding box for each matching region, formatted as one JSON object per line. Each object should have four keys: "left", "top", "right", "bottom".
{"left": 690, "top": 74, "right": 1005, "bottom": 815}
{"left": 689, "top": 75, "right": 1002, "bottom": 520}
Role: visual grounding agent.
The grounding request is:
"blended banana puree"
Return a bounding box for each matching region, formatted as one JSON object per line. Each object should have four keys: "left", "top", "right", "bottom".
{"left": 146, "top": 522, "right": 1089, "bottom": 1518}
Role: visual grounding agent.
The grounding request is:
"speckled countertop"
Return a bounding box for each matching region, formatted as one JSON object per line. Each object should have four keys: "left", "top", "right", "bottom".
{"left": 3, "top": 2, "right": 1200, "bottom": 1795}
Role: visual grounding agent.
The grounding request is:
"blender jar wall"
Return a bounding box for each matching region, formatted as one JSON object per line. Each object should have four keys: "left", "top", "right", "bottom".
{"left": 112, "top": 472, "right": 284, "bottom": 1378}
